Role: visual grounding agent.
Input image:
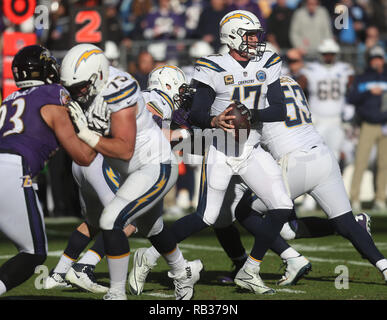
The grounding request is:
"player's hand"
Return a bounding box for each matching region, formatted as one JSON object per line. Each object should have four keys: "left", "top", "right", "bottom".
{"left": 235, "top": 101, "right": 252, "bottom": 121}
{"left": 87, "top": 95, "right": 111, "bottom": 136}
{"left": 211, "top": 107, "right": 236, "bottom": 131}
{"left": 68, "top": 101, "right": 89, "bottom": 134}
{"left": 68, "top": 100, "right": 100, "bottom": 148}
{"left": 370, "top": 87, "right": 382, "bottom": 95}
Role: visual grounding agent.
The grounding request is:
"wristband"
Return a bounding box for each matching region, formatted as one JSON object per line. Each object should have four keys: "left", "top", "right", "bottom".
{"left": 78, "top": 128, "right": 100, "bottom": 148}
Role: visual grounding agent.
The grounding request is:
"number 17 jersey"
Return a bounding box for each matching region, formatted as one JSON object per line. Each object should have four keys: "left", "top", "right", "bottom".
{"left": 192, "top": 50, "right": 283, "bottom": 147}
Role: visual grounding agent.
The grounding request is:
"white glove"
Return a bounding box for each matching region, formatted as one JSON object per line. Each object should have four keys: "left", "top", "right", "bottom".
{"left": 68, "top": 101, "right": 100, "bottom": 148}
{"left": 86, "top": 95, "right": 111, "bottom": 136}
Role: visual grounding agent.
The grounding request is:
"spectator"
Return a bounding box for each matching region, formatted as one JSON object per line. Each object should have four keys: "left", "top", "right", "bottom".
{"left": 368, "top": 0, "right": 387, "bottom": 35}
{"left": 195, "top": 0, "right": 229, "bottom": 51}
{"left": 266, "top": 0, "right": 294, "bottom": 51}
{"left": 133, "top": 51, "right": 155, "bottom": 90}
{"left": 227, "top": 0, "right": 266, "bottom": 31}
{"left": 45, "top": 1, "right": 71, "bottom": 54}
{"left": 289, "top": 0, "right": 333, "bottom": 57}
{"left": 348, "top": 46, "right": 387, "bottom": 211}
{"left": 142, "top": 0, "right": 186, "bottom": 60}
{"left": 281, "top": 48, "right": 306, "bottom": 85}
{"left": 356, "top": 26, "right": 386, "bottom": 72}
{"left": 104, "top": 1, "right": 124, "bottom": 46}
{"left": 119, "top": 0, "right": 153, "bottom": 40}
{"left": 143, "top": 0, "right": 186, "bottom": 40}
{"left": 335, "top": 0, "right": 368, "bottom": 47}
{"left": 184, "top": 0, "right": 205, "bottom": 38}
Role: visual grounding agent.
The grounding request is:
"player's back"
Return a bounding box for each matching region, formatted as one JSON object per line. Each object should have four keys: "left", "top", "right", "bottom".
{"left": 141, "top": 88, "right": 175, "bottom": 122}
{"left": 0, "top": 84, "right": 68, "bottom": 177}
{"left": 301, "top": 61, "right": 354, "bottom": 118}
{"left": 261, "top": 76, "right": 324, "bottom": 160}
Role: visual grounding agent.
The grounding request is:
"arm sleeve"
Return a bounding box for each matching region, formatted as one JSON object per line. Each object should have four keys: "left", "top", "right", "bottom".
{"left": 251, "top": 79, "right": 286, "bottom": 123}
{"left": 187, "top": 81, "right": 216, "bottom": 129}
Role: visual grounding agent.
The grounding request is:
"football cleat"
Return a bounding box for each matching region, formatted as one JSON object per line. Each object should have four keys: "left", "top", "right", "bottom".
{"left": 65, "top": 263, "right": 108, "bottom": 293}
{"left": 168, "top": 260, "right": 203, "bottom": 300}
{"left": 234, "top": 265, "right": 275, "bottom": 294}
{"left": 43, "top": 271, "right": 71, "bottom": 289}
{"left": 103, "top": 288, "right": 127, "bottom": 300}
{"left": 277, "top": 255, "right": 312, "bottom": 286}
{"left": 128, "top": 248, "right": 156, "bottom": 295}
{"left": 355, "top": 213, "right": 372, "bottom": 236}
{"left": 218, "top": 257, "right": 247, "bottom": 284}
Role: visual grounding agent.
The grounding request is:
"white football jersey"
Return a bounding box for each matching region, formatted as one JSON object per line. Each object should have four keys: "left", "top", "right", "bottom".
{"left": 300, "top": 61, "right": 354, "bottom": 118}
{"left": 260, "top": 76, "right": 324, "bottom": 160}
{"left": 99, "top": 66, "right": 171, "bottom": 174}
{"left": 192, "top": 50, "right": 283, "bottom": 147}
{"left": 141, "top": 88, "right": 175, "bottom": 121}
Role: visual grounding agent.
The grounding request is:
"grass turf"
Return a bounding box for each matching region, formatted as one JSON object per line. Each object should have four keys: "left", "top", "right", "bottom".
{"left": 0, "top": 214, "right": 386, "bottom": 301}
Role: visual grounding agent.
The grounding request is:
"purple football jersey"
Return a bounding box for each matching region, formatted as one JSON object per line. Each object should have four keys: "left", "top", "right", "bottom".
{"left": 0, "top": 84, "right": 70, "bottom": 177}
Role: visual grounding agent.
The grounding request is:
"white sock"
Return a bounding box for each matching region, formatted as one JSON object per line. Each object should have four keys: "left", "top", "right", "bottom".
{"left": 145, "top": 246, "right": 161, "bottom": 266}
{"left": 107, "top": 254, "right": 130, "bottom": 292}
{"left": 0, "top": 280, "right": 6, "bottom": 295}
{"left": 376, "top": 259, "right": 387, "bottom": 273}
{"left": 245, "top": 255, "right": 261, "bottom": 270}
{"left": 53, "top": 254, "right": 75, "bottom": 274}
{"left": 163, "top": 246, "right": 186, "bottom": 274}
{"left": 280, "top": 247, "right": 301, "bottom": 261}
{"left": 78, "top": 250, "right": 101, "bottom": 266}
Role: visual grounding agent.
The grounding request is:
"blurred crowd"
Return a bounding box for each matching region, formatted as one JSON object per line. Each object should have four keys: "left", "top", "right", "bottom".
{"left": 0, "top": 0, "right": 386, "bottom": 217}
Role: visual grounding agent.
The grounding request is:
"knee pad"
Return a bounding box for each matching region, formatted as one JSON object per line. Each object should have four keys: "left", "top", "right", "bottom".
{"left": 280, "top": 222, "right": 296, "bottom": 241}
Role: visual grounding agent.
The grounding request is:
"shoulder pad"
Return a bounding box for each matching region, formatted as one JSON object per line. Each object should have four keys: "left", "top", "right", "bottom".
{"left": 194, "top": 57, "right": 225, "bottom": 73}
{"left": 103, "top": 81, "right": 139, "bottom": 105}
{"left": 263, "top": 53, "right": 282, "bottom": 69}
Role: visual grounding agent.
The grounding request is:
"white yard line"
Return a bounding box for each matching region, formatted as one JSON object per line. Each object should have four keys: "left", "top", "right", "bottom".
{"left": 0, "top": 239, "right": 377, "bottom": 270}
{"left": 144, "top": 292, "right": 175, "bottom": 298}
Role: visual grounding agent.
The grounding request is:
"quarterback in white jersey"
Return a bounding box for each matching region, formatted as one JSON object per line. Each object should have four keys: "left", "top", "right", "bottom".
{"left": 299, "top": 39, "right": 354, "bottom": 160}
{"left": 60, "top": 44, "right": 202, "bottom": 300}
{"left": 158, "top": 10, "right": 295, "bottom": 295}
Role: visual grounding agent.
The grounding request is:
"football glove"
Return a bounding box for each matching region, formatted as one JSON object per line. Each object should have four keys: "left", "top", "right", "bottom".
{"left": 86, "top": 95, "right": 111, "bottom": 136}
{"left": 68, "top": 101, "right": 100, "bottom": 148}
{"left": 234, "top": 101, "right": 252, "bottom": 121}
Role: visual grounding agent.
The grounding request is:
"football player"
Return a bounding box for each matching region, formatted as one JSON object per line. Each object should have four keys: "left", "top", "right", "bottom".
{"left": 131, "top": 10, "right": 296, "bottom": 295}
{"left": 60, "top": 44, "right": 202, "bottom": 300}
{"left": 44, "top": 65, "right": 196, "bottom": 295}
{"left": 236, "top": 76, "right": 387, "bottom": 285}
{"left": 0, "top": 45, "right": 96, "bottom": 296}
{"left": 297, "top": 38, "right": 355, "bottom": 211}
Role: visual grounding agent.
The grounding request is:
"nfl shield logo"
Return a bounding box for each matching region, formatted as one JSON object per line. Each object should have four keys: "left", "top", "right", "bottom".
{"left": 243, "top": 71, "right": 248, "bottom": 77}
{"left": 256, "top": 70, "right": 266, "bottom": 82}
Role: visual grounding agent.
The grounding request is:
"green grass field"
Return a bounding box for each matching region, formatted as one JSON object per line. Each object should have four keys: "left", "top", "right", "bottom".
{"left": 0, "top": 212, "right": 386, "bottom": 301}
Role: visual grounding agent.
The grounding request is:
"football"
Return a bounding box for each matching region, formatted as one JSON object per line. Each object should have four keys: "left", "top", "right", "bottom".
{"left": 226, "top": 102, "right": 251, "bottom": 142}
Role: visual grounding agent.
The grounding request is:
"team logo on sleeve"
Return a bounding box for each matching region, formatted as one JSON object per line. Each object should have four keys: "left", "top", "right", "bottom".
{"left": 256, "top": 70, "right": 266, "bottom": 82}
{"left": 21, "top": 175, "right": 33, "bottom": 188}
{"left": 224, "top": 75, "right": 234, "bottom": 85}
